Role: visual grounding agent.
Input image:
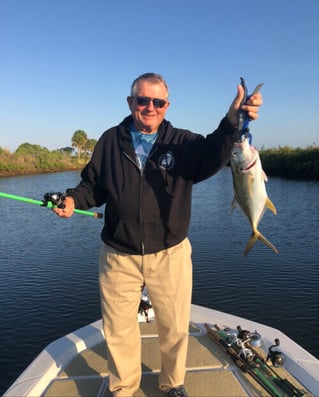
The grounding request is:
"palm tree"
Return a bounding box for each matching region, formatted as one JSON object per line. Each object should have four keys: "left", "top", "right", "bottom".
{"left": 71, "top": 130, "right": 87, "bottom": 159}
{"left": 85, "top": 138, "right": 97, "bottom": 155}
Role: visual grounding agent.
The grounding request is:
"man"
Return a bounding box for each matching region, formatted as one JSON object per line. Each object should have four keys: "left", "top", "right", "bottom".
{"left": 54, "top": 73, "right": 262, "bottom": 397}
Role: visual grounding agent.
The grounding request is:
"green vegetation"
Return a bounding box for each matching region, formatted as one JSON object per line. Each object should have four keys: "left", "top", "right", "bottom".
{"left": 260, "top": 146, "right": 319, "bottom": 180}
{"left": 0, "top": 131, "right": 97, "bottom": 177}
{"left": 1, "top": 135, "right": 318, "bottom": 180}
{"left": 71, "top": 130, "right": 97, "bottom": 159}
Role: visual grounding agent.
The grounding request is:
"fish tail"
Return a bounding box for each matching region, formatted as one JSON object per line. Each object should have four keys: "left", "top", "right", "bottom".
{"left": 244, "top": 230, "right": 279, "bottom": 256}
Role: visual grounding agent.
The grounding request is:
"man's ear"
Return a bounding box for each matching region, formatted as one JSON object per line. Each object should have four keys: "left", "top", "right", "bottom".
{"left": 127, "top": 96, "right": 133, "bottom": 109}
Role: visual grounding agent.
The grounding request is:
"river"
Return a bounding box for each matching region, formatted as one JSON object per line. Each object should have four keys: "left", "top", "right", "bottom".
{"left": 0, "top": 169, "right": 318, "bottom": 394}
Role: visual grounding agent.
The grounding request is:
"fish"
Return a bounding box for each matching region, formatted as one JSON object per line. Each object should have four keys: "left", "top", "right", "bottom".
{"left": 230, "top": 137, "right": 278, "bottom": 256}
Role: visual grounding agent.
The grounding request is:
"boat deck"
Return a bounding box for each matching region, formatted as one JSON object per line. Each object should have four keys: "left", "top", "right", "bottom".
{"left": 42, "top": 321, "right": 311, "bottom": 397}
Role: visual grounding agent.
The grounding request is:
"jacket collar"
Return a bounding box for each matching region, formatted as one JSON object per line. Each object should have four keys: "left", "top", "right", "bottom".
{"left": 118, "top": 115, "right": 174, "bottom": 150}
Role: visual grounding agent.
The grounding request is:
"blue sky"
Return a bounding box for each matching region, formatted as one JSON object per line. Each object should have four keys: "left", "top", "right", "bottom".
{"left": 1, "top": 0, "right": 318, "bottom": 152}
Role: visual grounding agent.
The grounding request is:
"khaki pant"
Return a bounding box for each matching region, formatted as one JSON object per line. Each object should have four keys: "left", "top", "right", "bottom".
{"left": 99, "top": 238, "right": 192, "bottom": 397}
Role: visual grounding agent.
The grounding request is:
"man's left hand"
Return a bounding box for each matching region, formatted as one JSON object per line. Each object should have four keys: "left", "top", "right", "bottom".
{"left": 227, "top": 84, "right": 263, "bottom": 129}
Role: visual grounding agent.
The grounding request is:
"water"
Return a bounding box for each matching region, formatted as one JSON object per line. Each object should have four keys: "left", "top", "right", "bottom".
{"left": 0, "top": 169, "right": 318, "bottom": 394}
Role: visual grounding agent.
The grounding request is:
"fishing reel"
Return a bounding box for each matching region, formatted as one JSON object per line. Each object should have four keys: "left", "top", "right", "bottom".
{"left": 138, "top": 289, "right": 154, "bottom": 323}
{"left": 222, "top": 326, "right": 263, "bottom": 363}
{"left": 236, "top": 326, "right": 263, "bottom": 362}
{"left": 267, "top": 338, "right": 285, "bottom": 367}
{"left": 138, "top": 296, "right": 152, "bottom": 322}
{"left": 237, "top": 326, "right": 263, "bottom": 348}
{"left": 222, "top": 328, "right": 238, "bottom": 346}
{"left": 42, "top": 192, "right": 66, "bottom": 208}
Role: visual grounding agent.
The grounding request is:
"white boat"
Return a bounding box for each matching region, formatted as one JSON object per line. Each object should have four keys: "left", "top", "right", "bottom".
{"left": 4, "top": 303, "right": 319, "bottom": 397}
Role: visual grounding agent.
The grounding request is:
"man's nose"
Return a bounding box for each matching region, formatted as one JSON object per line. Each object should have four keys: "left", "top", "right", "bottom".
{"left": 145, "top": 100, "right": 155, "bottom": 110}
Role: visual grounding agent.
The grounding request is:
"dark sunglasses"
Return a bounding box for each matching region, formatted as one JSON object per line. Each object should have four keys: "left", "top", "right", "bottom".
{"left": 133, "top": 96, "right": 167, "bottom": 108}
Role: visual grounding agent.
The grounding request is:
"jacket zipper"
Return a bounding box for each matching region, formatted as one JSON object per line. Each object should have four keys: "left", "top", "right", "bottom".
{"left": 123, "top": 146, "right": 160, "bottom": 255}
{"left": 123, "top": 151, "right": 145, "bottom": 255}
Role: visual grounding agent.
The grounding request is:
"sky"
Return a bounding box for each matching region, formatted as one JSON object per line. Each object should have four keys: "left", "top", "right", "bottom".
{"left": 1, "top": 0, "right": 318, "bottom": 152}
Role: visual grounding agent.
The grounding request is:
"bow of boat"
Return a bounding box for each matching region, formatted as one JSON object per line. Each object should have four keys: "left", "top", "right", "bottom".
{"left": 4, "top": 304, "right": 319, "bottom": 397}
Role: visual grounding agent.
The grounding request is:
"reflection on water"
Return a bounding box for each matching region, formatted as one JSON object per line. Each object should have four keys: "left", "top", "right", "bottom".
{"left": 0, "top": 169, "right": 318, "bottom": 394}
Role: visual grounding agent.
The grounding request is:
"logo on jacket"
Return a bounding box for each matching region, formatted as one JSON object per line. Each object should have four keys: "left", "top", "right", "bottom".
{"left": 158, "top": 151, "right": 175, "bottom": 171}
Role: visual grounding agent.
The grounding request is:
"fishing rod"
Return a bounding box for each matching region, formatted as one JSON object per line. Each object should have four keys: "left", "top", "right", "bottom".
{"left": 247, "top": 336, "right": 305, "bottom": 397}
{"left": 205, "top": 324, "right": 306, "bottom": 397}
{"left": 0, "top": 192, "right": 103, "bottom": 219}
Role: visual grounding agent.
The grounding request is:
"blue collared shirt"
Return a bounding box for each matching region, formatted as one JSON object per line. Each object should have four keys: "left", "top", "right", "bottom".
{"left": 130, "top": 125, "right": 158, "bottom": 169}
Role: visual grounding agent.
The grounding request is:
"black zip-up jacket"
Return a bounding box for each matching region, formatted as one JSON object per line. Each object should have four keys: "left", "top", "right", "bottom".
{"left": 67, "top": 115, "right": 237, "bottom": 254}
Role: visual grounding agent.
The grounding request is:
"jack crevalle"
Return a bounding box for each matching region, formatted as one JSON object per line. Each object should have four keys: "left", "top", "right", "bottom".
{"left": 230, "top": 137, "right": 278, "bottom": 256}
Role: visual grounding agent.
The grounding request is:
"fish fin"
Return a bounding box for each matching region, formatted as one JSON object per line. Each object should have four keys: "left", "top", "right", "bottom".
{"left": 244, "top": 231, "right": 279, "bottom": 256}
{"left": 266, "top": 197, "right": 277, "bottom": 215}
{"left": 262, "top": 169, "right": 268, "bottom": 182}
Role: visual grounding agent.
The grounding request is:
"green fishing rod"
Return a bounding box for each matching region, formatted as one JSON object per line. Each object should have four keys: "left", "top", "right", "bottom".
{"left": 0, "top": 192, "right": 103, "bottom": 219}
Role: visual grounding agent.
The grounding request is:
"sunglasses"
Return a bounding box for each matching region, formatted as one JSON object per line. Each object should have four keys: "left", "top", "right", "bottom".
{"left": 133, "top": 96, "right": 167, "bottom": 109}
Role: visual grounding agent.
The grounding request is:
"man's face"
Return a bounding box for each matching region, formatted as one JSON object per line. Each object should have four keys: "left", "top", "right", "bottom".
{"left": 127, "top": 80, "right": 170, "bottom": 133}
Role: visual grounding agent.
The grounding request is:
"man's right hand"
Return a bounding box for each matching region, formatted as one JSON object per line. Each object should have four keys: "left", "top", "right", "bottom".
{"left": 53, "top": 196, "right": 75, "bottom": 218}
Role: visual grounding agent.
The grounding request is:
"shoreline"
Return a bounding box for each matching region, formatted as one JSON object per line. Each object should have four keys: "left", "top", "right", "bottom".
{"left": 0, "top": 166, "right": 83, "bottom": 178}
{"left": 1, "top": 166, "right": 317, "bottom": 181}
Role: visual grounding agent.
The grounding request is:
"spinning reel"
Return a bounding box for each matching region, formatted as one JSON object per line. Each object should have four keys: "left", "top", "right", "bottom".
{"left": 267, "top": 338, "right": 285, "bottom": 367}
{"left": 222, "top": 326, "right": 263, "bottom": 362}
{"left": 42, "top": 192, "right": 66, "bottom": 208}
{"left": 236, "top": 326, "right": 262, "bottom": 362}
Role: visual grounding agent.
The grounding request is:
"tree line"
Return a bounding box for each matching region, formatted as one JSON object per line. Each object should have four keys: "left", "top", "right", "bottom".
{"left": 0, "top": 130, "right": 97, "bottom": 176}
{"left": 260, "top": 145, "right": 319, "bottom": 180}
{"left": 0, "top": 131, "right": 318, "bottom": 180}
